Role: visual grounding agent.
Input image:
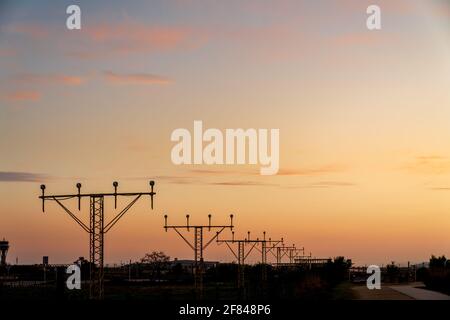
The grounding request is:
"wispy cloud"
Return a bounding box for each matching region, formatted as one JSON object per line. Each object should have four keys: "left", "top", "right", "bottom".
{"left": 306, "top": 181, "right": 355, "bottom": 188}
{"left": 332, "top": 32, "right": 393, "bottom": 46}
{"left": 2, "top": 74, "right": 84, "bottom": 104}
{"left": 403, "top": 155, "right": 450, "bottom": 175}
{"left": 127, "top": 175, "right": 277, "bottom": 187}
{"left": 5, "top": 90, "right": 41, "bottom": 102}
{"left": 103, "top": 71, "right": 172, "bottom": 85}
{"left": 0, "top": 171, "right": 50, "bottom": 182}
{"left": 189, "top": 165, "right": 346, "bottom": 177}
{"left": 14, "top": 73, "right": 84, "bottom": 86}
{"left": 86, "top": 23, "right": 190, "bottom": 46}
{"left": 430, "top": 187, "right": 450, "bottom": 191}
{"left": 283, "top": 181, "right": 356, "bottom": 189}
{"left": 73, "top": 22, "right": 206, "bottom": 58}
{"left": 153, "top": 175, "right": 198, "bottom": 185}
{"left": 208, "top": 181, "right": 278, "bottom": 187}
{"left": 7, "top": 21, "right": 206, "bottom": 59}
{"left": 277, "top": 164, "right": 346, "bottom": 176}
{"left": 189, "top": 169, "right": 254, "bottom": 175}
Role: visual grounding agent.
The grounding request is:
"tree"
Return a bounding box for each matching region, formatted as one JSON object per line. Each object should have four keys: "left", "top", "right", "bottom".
{"left": 386, "top": 262, "right": 400, "bottom": 283}
{"left": 141, "top": 251, "right": 170, "bottom": 280}
{"left": 325, "top": 256, "right": 352, "bottom": 284}
{"left": 430, "top": 255, "right": 448, "bottom": 269}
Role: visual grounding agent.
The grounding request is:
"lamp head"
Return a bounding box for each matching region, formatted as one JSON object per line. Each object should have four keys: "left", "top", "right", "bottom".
{"left": 76, "top": 183, "right": 82, "bottom": 189}
{"left": 40, "top": 184, "right": 46, "bottom": 190}
{"left": 113, "top": 181, "right": 118, "bottom": 188}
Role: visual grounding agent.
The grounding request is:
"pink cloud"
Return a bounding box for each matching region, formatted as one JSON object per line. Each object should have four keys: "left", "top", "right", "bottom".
{"left": 87, "top": 24, "right": 186, "bottom": 47}
{"left": 404, "top": 155, "right": 450, "bottom": 175}
{"left": 7, "top": 21, "right": 206, "bottom": 59}
{"left": 6, "top": 90, "right": 41, "bottom": 102}
{"left": 14, "top": 74, "right": 84, "bottom": 86}
{"left": 103, "top": 71, "right": 172, "bottom": 85}
{"left": 72, "top": 22, "right": 207, "bottom": 57}
{"left": 332, "top": 32, "right": 393, "bottom": 46}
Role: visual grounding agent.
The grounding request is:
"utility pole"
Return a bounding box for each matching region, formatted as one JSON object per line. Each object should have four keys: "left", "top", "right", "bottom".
{"left": 164, "top": 214, "right": 234, "bottom": 299}
{"left": 39, "top": 181, "right": 156, "bottom": 299}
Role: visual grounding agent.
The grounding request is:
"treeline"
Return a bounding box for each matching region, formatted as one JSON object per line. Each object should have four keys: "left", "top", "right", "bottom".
{"left": 421, "top": 255, "right": 450, "bottom": 295}
{"left": 105, "top": 253, "right": 352, "bottom": 300}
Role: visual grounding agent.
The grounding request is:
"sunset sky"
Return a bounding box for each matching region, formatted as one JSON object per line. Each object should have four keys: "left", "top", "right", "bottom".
{"left": 1, "top": 0, "right": 450, "bottom": 266}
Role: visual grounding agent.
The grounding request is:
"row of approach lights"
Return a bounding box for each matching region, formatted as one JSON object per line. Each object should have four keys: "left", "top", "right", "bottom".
{"left": 164, "top": 213, "right": 234, "bottom": 232}
{"left": 39, "top": 180, "right": 156, "bottom": 212}
{"left": 39, "top": 182, "right": 293, "bottom": 247}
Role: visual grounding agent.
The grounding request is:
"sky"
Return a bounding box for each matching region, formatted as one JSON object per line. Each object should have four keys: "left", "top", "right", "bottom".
{"left": 1, "top": 0, "right": 450, "bottom": 266}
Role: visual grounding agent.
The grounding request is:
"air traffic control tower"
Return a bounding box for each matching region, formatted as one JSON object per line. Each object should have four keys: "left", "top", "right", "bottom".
{"left": 0, "top": 238, "right": 9, "bottom": 267}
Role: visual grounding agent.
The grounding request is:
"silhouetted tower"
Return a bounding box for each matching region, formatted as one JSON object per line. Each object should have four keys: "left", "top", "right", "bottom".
{"left": 164, "top": 214, "right": 234, "bottom": 299}
{"left": 255, "top": 232, "right": 283, "bottom": 280}
{"left": 274, "top": 244, "right": 304, "bottom": 265}
{"left": 217, "top": 231, "right": 283, "bottom": 289}
{"left": 0, "top": 238, "right": 9, "bottom": 267}
{"left": 39, "top": 181, "right": 156, "bottom": 299}
{"left": 217, "top": 231, "right": 258, "bottom": 290}
{"left": 289, "top": 246, "right": 305, "bottom": 264}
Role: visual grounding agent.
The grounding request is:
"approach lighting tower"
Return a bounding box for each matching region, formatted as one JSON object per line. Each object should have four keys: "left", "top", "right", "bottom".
{"left": 164, "top": 214, "right": 234, "bottom": 299}
{"left": 273, "top": 244, "right": 304, "bottom": 265}
{"left": 217, "top": 231, "right": 283, "bottom": 288}
{"left": 39, "top": 181, "right": 156, "bottom": 299}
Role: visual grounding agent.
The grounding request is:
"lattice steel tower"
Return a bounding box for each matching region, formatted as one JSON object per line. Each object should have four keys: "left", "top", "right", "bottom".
{"left": 39, "top": 181, "right": 156, "bottom": 299}
{"left": 164, "top": 214, "right": 234, "bottom": 299}
{"left": 217, "top": 231, "right": 282, "bottom": 289}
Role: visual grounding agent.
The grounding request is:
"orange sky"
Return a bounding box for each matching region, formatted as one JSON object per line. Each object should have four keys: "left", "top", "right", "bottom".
{"left": 1, "top": 0, "right": 450, "bottom": 266}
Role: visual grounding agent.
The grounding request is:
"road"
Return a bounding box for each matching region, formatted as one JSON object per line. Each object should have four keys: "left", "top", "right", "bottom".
{"left": 389, "top": 283, "right": 450, "bottom": 300}
{"left": 353, "top": 282, "right": 450, "bottom": 300}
